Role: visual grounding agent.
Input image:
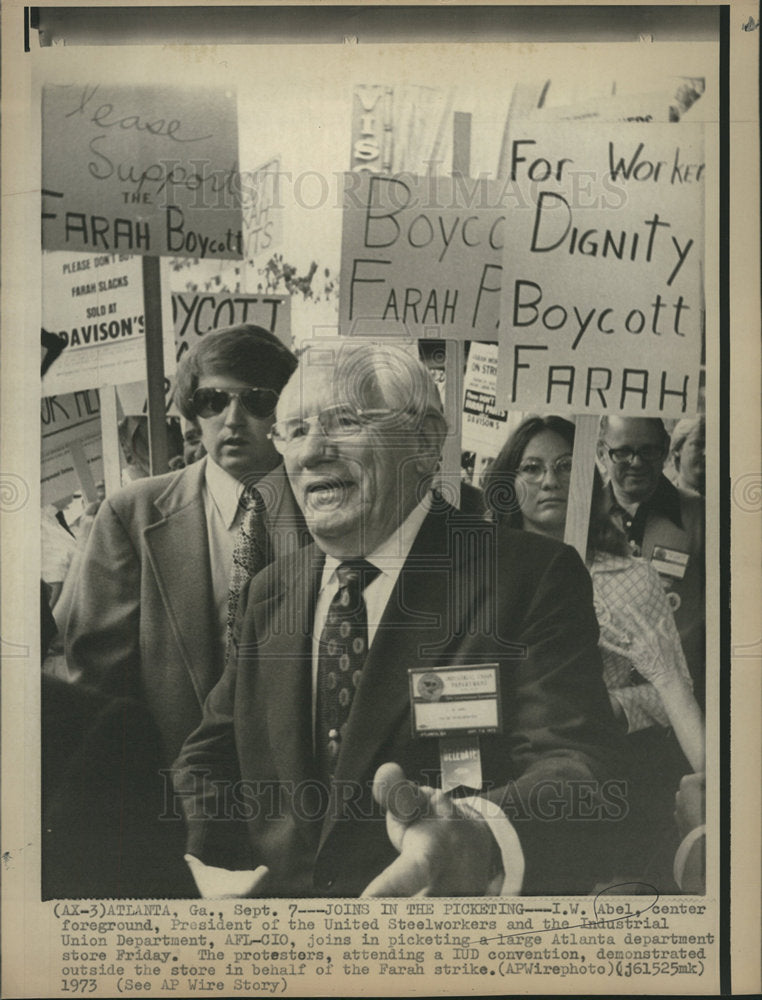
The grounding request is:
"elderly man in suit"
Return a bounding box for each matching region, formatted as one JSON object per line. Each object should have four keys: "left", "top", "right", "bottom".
{"left": 65, "top": 324, "right": 305, "bottom": 767}
{"left": 597, "top": 415, "right": 705, "bottom": 708}
{"left": 174, "top": 342, "right": 627, "bottom": 898}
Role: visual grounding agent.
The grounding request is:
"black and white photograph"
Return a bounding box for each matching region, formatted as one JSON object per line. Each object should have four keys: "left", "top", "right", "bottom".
{"left": 2, "top": 1, "right": 759, "bottom": 996}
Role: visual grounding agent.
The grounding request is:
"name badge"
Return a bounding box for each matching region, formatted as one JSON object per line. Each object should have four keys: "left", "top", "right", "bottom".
{"left": 408, "top": 663, "right": 502, "bottom": 738}
{"left": 651, "top": 546, "right": 690, "bottom": 579}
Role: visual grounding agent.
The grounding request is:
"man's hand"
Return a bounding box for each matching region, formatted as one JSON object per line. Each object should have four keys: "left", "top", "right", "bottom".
{"left": 361, "top": 763, "right": 498, "bottom": 897}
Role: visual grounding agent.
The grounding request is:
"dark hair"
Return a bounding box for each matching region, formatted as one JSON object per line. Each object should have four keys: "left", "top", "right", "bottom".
{"left": 483, "top": 414, "right": 628, "bottom": 559}
{"left": 598, "top": 414, "right": 670, "bottom": 449}
{"left": 175, "top": 324, "right": 297, "bottom": 421}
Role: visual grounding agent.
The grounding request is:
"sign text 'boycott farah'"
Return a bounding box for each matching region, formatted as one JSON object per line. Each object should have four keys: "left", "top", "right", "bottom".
{"left": 498, "top": 123, "right": 705, "bottom": 416}
{"left": 42, "top": 83, "right": 244, "bottom": 259}
{"left": 340, "top": 172, "right": 506, "bottom": 339}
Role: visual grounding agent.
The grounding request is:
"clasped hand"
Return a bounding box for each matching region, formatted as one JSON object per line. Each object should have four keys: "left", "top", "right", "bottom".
{"left": 362, "top": 762, "right": 497, "bottom": 897}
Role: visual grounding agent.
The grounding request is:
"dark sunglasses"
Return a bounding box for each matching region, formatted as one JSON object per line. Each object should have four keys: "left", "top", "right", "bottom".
{"left": 191, "top": 386, "right": 279, "bottom": 419}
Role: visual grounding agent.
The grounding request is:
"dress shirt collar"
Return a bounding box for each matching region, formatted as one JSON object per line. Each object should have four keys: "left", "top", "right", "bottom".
{"left": 320, "top": 494, "right": 432, "bottom": 589}
{"left": 204, "top": 457, "right": 245, "bottom": 530}
{"left": 607, "top": 475, "right": 684, "bottom": 530}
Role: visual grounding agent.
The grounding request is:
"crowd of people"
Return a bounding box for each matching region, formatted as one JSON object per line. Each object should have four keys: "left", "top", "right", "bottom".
{"left": 41, "top": 328, "right": 707, "bottom": 899}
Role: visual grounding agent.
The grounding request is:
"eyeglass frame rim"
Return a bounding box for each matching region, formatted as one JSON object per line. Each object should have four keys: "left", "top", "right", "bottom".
{"left": 190, "top": 385, "right": 280, "bottom": 417}
{"left": 516, "top": 455, "right": 575, "bottom": 482}
{"left": 601, "top": 440, "right": 668, "bottom": 465}
{"left": 267, "top": 404, "right": 416, "bottom": 450}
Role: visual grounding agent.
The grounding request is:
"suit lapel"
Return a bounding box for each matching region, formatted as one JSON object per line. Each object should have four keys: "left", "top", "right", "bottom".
{"left": 143, "top": 460, "right": 217, "bottom": 705}
{"left": 257, "top": 464, "right": 308, "bottom": 562}
{"left": 253, "top": 543, "right": 324, "bottom": 791}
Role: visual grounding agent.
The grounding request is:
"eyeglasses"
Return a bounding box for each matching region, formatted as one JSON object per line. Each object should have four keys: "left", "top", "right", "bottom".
{"left": 517, "top": 456, "right": 573, "bottom": 483}
{"left": 191, "top": 386, "right": 279, "bottom": 419}
{"left": 268, "top": 404, "right": 403, "bottom": 453}
{"left": 602, "top": 443, "right": 665, "bottom": 465}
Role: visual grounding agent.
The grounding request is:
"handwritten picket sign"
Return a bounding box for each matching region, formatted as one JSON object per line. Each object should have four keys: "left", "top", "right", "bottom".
{"left": 497, "top": 122, "right": 704, "bottom": 417}
{"left": 339, "top": 172, "right": 507, "bottom": 340}
{"left": 42, "top": 83, "right": 244, "bottom": 259}
{"left": 241, "top": 156, "right": 283, "bottom": 261}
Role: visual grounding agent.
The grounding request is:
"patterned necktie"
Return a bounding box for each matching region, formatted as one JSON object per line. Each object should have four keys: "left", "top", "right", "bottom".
{"left": 225, "top": 485, "right": 268, "bottom": 653}
{"left": 316, "top": 559, "right": 382, "bottom": 783}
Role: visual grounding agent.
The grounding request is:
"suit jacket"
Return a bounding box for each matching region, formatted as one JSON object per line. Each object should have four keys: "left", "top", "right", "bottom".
{"left": 175, "top": 505, "right": 629, "bottom": 895}
{"left": 65, "top": 457, "right": 307, "bottom": 766}
{"left": 42, "top": 676, "right": 196, "bottom": 899}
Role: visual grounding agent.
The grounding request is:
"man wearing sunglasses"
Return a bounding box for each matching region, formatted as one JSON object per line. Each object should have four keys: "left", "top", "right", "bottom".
{"left": 65, "top": 324, "right": 305, "bottom": 770}
{"left": 174, "top": 342, "right": 626, "bottom": 899}
{"left": 598, "top": 415, "right": 705, "bottom": 708}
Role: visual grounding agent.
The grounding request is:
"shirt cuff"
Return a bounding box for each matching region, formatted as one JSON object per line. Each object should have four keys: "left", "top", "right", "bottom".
{"left": 672, "top": 825, "right": 706, "bottom": 890}
{"left": 184, "top": 853, "right": 269, "bottom": 898}
{"left": 456, "top": 796, "right": 525, "bottom": 895}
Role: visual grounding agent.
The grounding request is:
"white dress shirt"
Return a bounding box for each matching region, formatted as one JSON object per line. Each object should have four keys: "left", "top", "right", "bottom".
{"left": 311, "top": 495, "right": 524, "bottom": 895}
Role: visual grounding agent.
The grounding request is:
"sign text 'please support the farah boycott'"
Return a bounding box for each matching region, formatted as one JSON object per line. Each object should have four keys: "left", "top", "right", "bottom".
{"left": 42, "top": 83, "right": 244, "bottom": 259}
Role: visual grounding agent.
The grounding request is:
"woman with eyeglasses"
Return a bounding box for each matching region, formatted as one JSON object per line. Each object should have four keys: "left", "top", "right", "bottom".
{"left": 482, "top": 415, "right": 705, "bottom": 888}
{"left": 483, "top": 414, "right": 704, "bottom": 772}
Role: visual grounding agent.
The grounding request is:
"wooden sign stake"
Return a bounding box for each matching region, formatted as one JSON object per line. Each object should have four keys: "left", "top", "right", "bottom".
{"left": 564, "top": 414, "right": 598, "bottom": 561}
{"left": 141, "top": 256, "right": 169, "bottom": 476}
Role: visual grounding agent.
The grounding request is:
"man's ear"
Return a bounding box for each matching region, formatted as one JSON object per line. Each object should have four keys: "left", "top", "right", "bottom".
{"left": 414, "top": 413, "right": 448, "bottom": 476}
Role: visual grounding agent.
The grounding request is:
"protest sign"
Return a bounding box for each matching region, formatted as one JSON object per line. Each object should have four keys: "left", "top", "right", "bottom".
{"left": 41, "top": 250, "right": 175, "bottom": 395}
{"left": 40, "top": 388, "right": 103, "bottom": 506}
{"left": 241, "top": 156, "right": 282, "bottom": 261}
{"left": 531, "top": 76, "right": 706, "bottom": 126}
{"left": 172, "top": 291, "right": 291, "bottom": 358}
{"left": 461, "top": 342, "right": 509, "bottom": 479}
{"left": 42, "top": 83, "right": 243, "bottom": 259}
{"left": 498, "top": 122, "right": 704, "bottom": 417}
{"left": 339, "top": 172, "right": 505, "bottom": 340}
{"left": 41, "top": 250, "right": 146, "bottom": 394}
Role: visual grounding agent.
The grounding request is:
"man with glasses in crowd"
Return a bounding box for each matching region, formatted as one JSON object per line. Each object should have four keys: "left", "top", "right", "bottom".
{"left": 174, "top": 342, "right": 626, "bottom": 898}
{"left": 66, "top": 324, "right": 305, "bottom": 767}
{"left": 597, "top": 415, "right": 705, "bottom": 707}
